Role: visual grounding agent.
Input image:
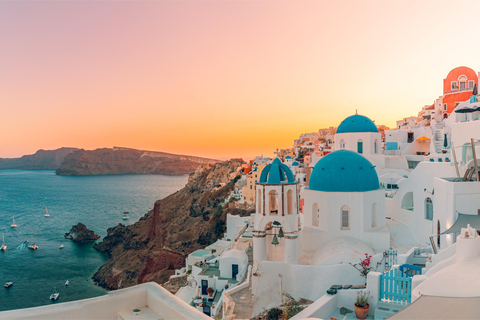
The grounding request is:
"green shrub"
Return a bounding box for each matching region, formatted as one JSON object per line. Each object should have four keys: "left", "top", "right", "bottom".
{"left": 266, "top": 307, "right": 283, "bottom": 320}
{"left": 283, "top": 293, "right": 303, "bottom": 319}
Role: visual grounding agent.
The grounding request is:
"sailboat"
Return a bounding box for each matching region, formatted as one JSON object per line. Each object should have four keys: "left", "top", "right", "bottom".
{"left": 44, "top": 207, "right": 50, "bottom": 217}
{"left": 11, "top": 217, "right": 17, "bottom": 228}
{"left": 1, "top": 234, "right": 6, "bottom": 251}
{"left": 27, "top": 234, "right": 38, "bottom": 250}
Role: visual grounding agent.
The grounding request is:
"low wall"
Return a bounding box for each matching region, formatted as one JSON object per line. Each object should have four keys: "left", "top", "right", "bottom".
{"left": 0, "top": 283, "right": 210, "bottom": 320}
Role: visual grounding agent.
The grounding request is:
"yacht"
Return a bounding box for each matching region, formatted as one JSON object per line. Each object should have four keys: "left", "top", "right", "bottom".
{"left": 59, "top": 244, "right": 64, "bottom": 249}
{"left": 1, "top": 234, "right": 6, "bottom": 251}
{"left": 122, "top": 211, "right": 129, "bottom": 220}
{"left": 27, "top": 234, "right": 38, "bottom": 250}
{"left": 4, "top": 282, "right": 13, "bottom": 288}
{"left": 50, "top": 291, "right": 59, "bottom": 300}
{"left": 65, "top": 280, "right": 69, "bottom": 286}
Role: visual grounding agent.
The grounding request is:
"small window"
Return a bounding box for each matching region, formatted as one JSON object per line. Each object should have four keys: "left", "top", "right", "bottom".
{"left": 340, "top": 139, "right": 345, "bottom": 149}
{"left": 374, "top": 139, "right": 378, "bottom": 154}
{"left": 425, "top": 198, "right": 433, "bottom": 221}
{"left": 451, "top": 81, "right": 458, "bottom": 90}
{"left": 443, "top": 104, "right": 447, "bottom": 111}
{"left": 341, "top": 206, "right": 350, "bottom": 230}
{"left": 468, "top": 80, "right": 475, "bottom": 89}
{"left": 357, "top": 140, "right": 363, "bottom": 154}
{"left": 407, "top": 132, "right": 414, "bottom": 143}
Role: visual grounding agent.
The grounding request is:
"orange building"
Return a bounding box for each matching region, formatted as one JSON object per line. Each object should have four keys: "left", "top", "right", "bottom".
{"left": 442, "top": 66, "right": 478, "bottom": 114}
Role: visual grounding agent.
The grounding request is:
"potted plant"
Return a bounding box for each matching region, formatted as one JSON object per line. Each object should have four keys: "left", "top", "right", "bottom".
{"left": 206, "top": 287, "right": 214, "bottom": 298}
{"left": 354, "top": 291, "right": 370, "bottom": 319}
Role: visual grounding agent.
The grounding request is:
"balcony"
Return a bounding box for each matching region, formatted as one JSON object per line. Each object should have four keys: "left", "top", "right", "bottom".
{"left": 444, "top": 87, "right": 473, "bottom": 94}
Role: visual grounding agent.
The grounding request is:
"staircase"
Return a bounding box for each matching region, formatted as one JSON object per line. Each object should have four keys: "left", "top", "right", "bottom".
{"left": 432, "top": 123, "right": 444, "bottom": 154}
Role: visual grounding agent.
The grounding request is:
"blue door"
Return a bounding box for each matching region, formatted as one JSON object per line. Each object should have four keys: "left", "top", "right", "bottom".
{"left": 232, "top": 264, "right": 238, "bottom": 279}
{"left": 201, "top": 280, "right": 208, "bottom": 295}
{"left": 357, "top": 141, "right": 363, "bottom": 154}
{"left": 203, "top": 305, "right": 211, "bottom": 316}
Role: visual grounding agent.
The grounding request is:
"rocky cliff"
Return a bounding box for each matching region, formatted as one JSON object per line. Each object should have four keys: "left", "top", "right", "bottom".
{"left": 64, "top": 223, "right": 101, "bottom": 243}
{"left": 92, "top": 159, "right": 252, "bottom": 290}
{"left": 0, "top": 147, "right": 79, "bottom": 170}
{"left": 56, "top": 147, "right": 219, "bottom": 176}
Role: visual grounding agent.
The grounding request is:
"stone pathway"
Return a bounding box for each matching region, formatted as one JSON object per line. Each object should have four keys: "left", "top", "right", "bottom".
{"left": 230, "top": 286, "right": 253, "bottom": 320}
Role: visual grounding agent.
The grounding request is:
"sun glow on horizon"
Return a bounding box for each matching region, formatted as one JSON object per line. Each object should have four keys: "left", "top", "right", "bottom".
{"left": 2, "top": 1, "right": 480, "bottom": 161}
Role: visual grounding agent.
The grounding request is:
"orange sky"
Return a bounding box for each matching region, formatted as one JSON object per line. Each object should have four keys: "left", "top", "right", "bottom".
{"left": 1, "top": 1, "right": 480, "bottom": 160}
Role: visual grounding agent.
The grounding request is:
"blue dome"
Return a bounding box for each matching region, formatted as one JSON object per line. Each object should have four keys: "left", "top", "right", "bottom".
{"left": 285, "top": 155, "right": 292, "bottom": 159}
{"left": 336, "top": 114, "right": 378, "bottom": 134}
{"left": 259, "top": 158, "right": 295, "bottom": 184}
{"left": 292, "top": 161, "right": 299, "bottom": 166}
{"left": 309, "top": 150, "right": 379, "bottom": 192}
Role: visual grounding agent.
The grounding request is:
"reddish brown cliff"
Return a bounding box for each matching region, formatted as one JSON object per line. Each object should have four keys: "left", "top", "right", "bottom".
{"left": 92, "top": 159, "right": 251, "bottom": 290}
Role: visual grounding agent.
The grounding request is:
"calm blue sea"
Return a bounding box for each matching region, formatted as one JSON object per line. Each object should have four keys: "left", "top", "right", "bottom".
{"left": 0, "top": 170, "right": 188, "bottom": 311}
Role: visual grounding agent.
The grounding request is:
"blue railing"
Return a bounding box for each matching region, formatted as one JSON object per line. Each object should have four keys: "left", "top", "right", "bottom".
{"left": 380, "top": 268, "right": 412, "bottom": 305}
{"left": 385, "top": 248, "right": 397, "bottom": 270}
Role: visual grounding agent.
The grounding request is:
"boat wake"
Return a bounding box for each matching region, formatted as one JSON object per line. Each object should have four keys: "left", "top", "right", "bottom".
{"left": 17, "top": 242, "right": 28, "bottom": 250}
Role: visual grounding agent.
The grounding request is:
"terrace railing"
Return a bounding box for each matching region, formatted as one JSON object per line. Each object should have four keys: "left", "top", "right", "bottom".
{"left": 379, "top": 268, "right": 412, "bottom": 305}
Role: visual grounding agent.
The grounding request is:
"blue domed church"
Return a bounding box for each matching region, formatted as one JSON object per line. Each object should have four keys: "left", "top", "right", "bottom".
{"left": 302, "top": 149, "right": 390, "bottom": 260}
{"left": 335, "top": 114, "right": 382, "bottom": 156}
{"left": 252, "top": 158, "right": 300, "bottom": 266}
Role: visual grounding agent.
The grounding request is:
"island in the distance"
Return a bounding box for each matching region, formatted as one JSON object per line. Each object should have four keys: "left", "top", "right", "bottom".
{"left": 55, "top": 147, "right": 219, "bottom": 176}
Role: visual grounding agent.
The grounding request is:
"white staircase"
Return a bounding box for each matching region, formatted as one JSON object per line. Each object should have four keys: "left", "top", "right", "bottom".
{"left": 432, "top": 122, "right": 444, "bottom": 154}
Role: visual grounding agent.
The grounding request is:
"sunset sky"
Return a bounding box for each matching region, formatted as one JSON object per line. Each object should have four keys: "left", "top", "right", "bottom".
{"left": 1, "top": 0, "right": 480, "bottom": 160}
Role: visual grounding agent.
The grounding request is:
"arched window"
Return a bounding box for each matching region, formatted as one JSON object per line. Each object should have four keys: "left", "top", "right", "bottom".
{"left": 257, "top": 189, "right": 262, "bottom": 215}
{"left": 372, "top": 203, "right": 378, "bottom": 228}
{"left": 312, "top": 203, "right": 319, "bottom": 226}
{"left": 425, "top": 197, "right": 433, "bottom": 221}
{"left": 340, "top": 139, "right": 345, "bottom": 149}
{"left": 357, "top": 140, "right": 363, "bottom": 154}
{"left": 401, "top": 192, "right": 414, "bottom": 211}
{"left": 374, "top": 139, "right": 378, "bottom": 154}
{"left": 269, "top": 190, "right": 278, "bottom": 215}
{"left": 287, "top": 189, "right": 293, "bottom": 215}
{"left": 341, "top": 205, "right": 350, "bottom": 230}
{"left": 459, "top": 75, "right": 467, "bottom": 91}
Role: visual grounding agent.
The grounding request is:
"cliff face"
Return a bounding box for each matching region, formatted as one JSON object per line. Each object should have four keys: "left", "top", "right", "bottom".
{"left": 92, "top": 159, "right": 248, "bottom": 290}
{"left": 56, "top": 147, "right": 218, "bottom": 176}
{"left": 0, "top": 148, "right": 79, "bottom": 170}
{"left": 64, "top": 223, "right": 101, "bottom": 242}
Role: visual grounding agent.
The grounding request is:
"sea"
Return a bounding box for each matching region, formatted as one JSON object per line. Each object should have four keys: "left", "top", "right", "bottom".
{"left": 0, "top": 170, "right": 188, "bottom": 311}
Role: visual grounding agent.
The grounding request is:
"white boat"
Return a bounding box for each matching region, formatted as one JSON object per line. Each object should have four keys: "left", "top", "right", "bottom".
{"left": 65, "top": 280, "right": 69, "bottom": 286}
{"left": 1, "top": 233, "right": 6, "bottom": 251}
{"left": 11, "top": 217, "right": 17, "bottom": 228}
{"left": 59, "top": 244, "right": 64, "bottom": 249}
{"left": 4, "top": 282, "right": 13, "bottom": 288}
{"left": 50, "top": 290, "right": 59, "bottom": 300}
{"left": 44, "top": 207, "right": 50, "bottom": 217}
{"left": 27, "top": 234, "right": 38, "bottom": 250}
{"left": 122, "top": 211, "right": 129, "bottom": 220}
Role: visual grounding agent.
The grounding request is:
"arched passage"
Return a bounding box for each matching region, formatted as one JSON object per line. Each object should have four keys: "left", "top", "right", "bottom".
{"left": 287, "top": 189, "right": 293, "bottom": 214}
{"left": 312, "top": 203, "right": 319, "bottom": 226}
{"left": 269, "top": 190, "right": 278, "bottom": 215}
{"left": 257, "top": 189, "right": 262, "bottom": 215}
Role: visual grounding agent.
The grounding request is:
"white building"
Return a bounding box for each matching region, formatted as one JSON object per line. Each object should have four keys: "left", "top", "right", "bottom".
{"left": 302, "top": 149, "right": 390, "bottom": 254}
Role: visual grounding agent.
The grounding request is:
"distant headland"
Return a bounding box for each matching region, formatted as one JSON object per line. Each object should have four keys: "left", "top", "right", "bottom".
{"left": 0, "top": 147, "right": 219, "bottom": 176}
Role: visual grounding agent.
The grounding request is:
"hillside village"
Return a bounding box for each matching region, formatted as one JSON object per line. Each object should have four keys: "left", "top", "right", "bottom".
{"left": 4, "top": 66, "right": 480, "bottom": 320}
